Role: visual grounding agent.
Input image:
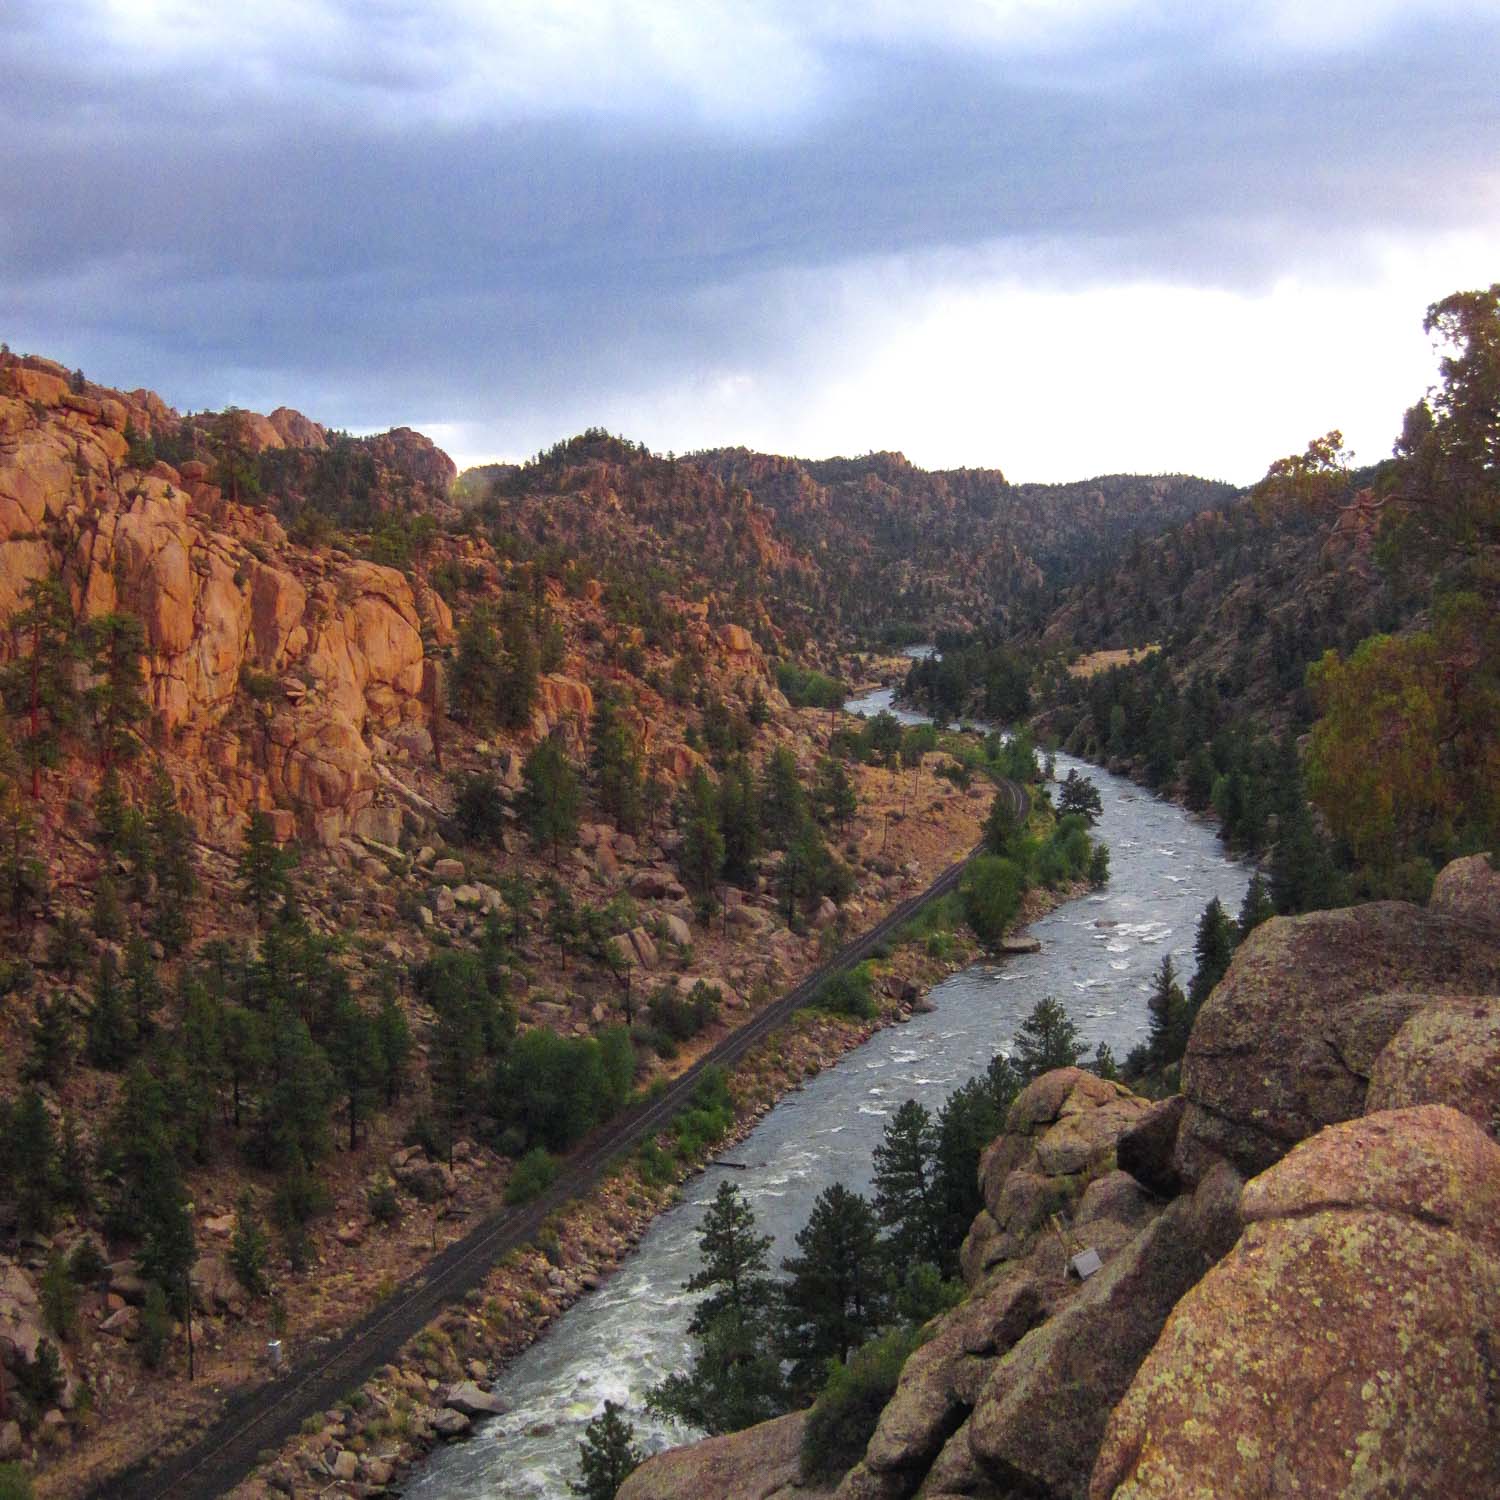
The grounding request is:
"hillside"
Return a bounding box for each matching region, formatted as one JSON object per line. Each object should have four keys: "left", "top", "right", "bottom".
{"left": 0, "top": 353, "right": 1013, "bottom": 1497}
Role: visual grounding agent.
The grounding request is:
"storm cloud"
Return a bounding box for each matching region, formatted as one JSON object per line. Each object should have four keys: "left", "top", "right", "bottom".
{"left": 4, "top": 1, "right": 1498, "bottom": 479}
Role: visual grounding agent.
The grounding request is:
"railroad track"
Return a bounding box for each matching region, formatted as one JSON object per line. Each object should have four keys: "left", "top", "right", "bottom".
{"left": 97, "top": 783, "right": 1023, "bottom": 1500}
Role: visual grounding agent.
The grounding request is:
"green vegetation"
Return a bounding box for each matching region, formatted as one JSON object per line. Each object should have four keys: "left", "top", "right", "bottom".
{"left": 571, "top": 1401, "right": 643, "bottom": 1500}
{"left": 506, "top": 1148, "right": 561, "bottom": 1205}
{"left": 775, "top": 661, "right": 846, "bottom": 710}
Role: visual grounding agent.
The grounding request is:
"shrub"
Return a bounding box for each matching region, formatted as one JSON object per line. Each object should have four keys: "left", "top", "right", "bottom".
{"left": 814, "top": 964, "right": 876, "bottom": 1019}
{"left": 139, "top": 1285, "right": 172, "bottom": 1369}
{"left": 960, "top": 855, "right": 1026, "bottom": 945}
{"left": 0, "top": 1463, "right": 35, "bottom": 1500}
{"left": 451, "top": 772, "right": 508, "bottom": 846}
{"left": 367, "top": 1178, "right": 401, "bottom": 1226}
{"left": 506, "top": 1148, "right": 559, "bottom": 1205}
{"left": 775, "top": 662, "right": 845, "bottom": 710}
{"left": 800, "top": 1326, "right": 922, "bottom": 1481}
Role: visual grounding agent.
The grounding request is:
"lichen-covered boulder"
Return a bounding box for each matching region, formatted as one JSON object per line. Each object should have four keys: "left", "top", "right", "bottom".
{"left": 1366, "top": 994, "right": 1500, "bottom": 1131}
{"left": 1428, "top": 852, "right": 1500, "bottom": 928}
{"left": 1176, "top": 900, "right": 1500, "bottom": 1181}
{"left": 618, "top": 1409, "right": 832, "bottom": 1500}
{"left": 1092, "top": 1106, "right": 1500, "bottom": 1500}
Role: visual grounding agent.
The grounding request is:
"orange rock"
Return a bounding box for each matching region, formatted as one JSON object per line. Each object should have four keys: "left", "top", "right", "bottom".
{"left": 267, "top": 406, "right": 328, "bottom": 451}
{"left": 717, "top": 623, "right": 754, "bottom": 653}
{"left": 0, "top": 366, "right": 68, "bottom": 405}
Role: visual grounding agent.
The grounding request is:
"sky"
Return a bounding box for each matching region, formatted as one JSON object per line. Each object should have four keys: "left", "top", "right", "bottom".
{"left": 3, "top": 2, "right": 1498, "bottom": 484}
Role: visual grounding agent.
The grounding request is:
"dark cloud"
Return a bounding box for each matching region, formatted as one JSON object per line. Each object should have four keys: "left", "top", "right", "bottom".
{"left": 2, "top": 4, "right": 1498, "bottom": 455}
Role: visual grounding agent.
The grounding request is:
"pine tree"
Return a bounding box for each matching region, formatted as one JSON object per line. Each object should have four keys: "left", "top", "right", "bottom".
{"left": 56, "top": 1114, "right": 92, "bottom": 1213}
{"left": 1, "top": 575, "right": 82, "bottom": 799}
{"left": 25, "top": 993, "right": 73, "bottom": 1087}
{"left": 1145, "top": 954, "right": 1189, "bottom": 1068}
{"left": 40, "top": 1248, "right": 78, "bottom": 1343}
{"left": 498, "top": 609, "right": 540, "bottom": 730}
{"left": 648, "top": 1182, "right": 785, "bottom": 1435}
{"left": 137, "top": 1149, "right": 197, "bottom": 1377}
{"left": 571, "top": 1401, "right": 643, "bottom": 1500}
{"left": 778, "top": 1184, "right": 889, "bottom": 1398}
{"left": 123, "top": 933, "right": 162, "bottom": 1046}
{"left": 254, "top": 1003, "right": 334, "bottom": 1169}
{"left": 13, "top": 1088, "right": 57, "bottom": 1236}
{"left": 92, "top": 867, "right": 125, "bottom": 941}
{"left": 373, "top": 988, "right": 411, "bottom": 1107}
{"left": 0, "top": 783, "right": 46, "bottom": 930}
{"left": 327, "top": 996, "right": 381, "bottom": 1152}
{"left": 86, "top": 949, "right": 133, "bottom": 1068}
{"left": 238, "top": 808, "right": 295, "bottom": 925}
{"left": 1012, "top": 997, "right": 1086, "bottom": 1082}
{"left": 1188, "top": 897, "right": 1237, "bottom": 1005}
{"left": 1056, "top": 769, "right": 1103, "bottom": 824}
{"left": 871, "top": 1099, "right": 943, "bottom": 1270}
{"left": 228, "top": 1191, "right": 270, "bottom": 1298}
{"left": 981, "top": 792, "right": 1020, "bottom": 856}
{"left": 452, "top": 613, "right": 505, "bottom": 731}
{"left": 590, "top": 695, "right": 644, "bottom": 833}
{"left": 677, "top": 771, "right": 724, "bottom": 911}
{"left": 811, "top": 758, "right": 857, "bottom": 831}
{"left": 716, "top": 757, "right": 761, "bottom": 888}
{"left": 1238, "top": 874, "right": 1275, "bottom": 938}
{"left": 759, "top": 746, "right": 808, "bottom": 849}
{"left": 518, "top": 737, "right": 581, "bottom": 865}
{"left": 84, "top": 612, "right": 150, "bottom": 768}
{"left": 146, "top": 766, "right": 197, "bottom": 951}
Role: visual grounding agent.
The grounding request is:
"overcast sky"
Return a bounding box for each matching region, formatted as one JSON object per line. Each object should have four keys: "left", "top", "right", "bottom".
{"left": 4, "top": 2, "right": 1498, "bottom": 483}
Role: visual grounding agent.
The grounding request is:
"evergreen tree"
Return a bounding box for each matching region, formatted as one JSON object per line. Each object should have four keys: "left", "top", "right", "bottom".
{"left": 0, "top": 783, "right": 46, "bottom": 930}
{"left": 519, "top": 736, "right": 581, "bottom": 864}
{"left": 146, "top": 766, "right": 197, "bottom": 951}
{"left": 981, "top": 792, "right": 1021, "bottom": 856}
{"left": 590, "top": 695, "right": 644, "bottom": 833}
{"left": 55, "top": 1114, "right": 92, "bottom": 1213}
{"left": 221, "top": 1003, "right": 268, "bottom": 1130}
{"left": 811, "top": 757, "right": 857, "bottom": 831}
{"left": 648, "top": 1182, "right": 785, "bottom": 1435}
{"left": 86, "top": 949, "right": 133, "bottom": 1068}
{"left": 778, "top": 1184, "right": 889, "bottom": 1399}
{"left": 1, "top": 575, "right": 81, "bottom": 799}
{"left": 98, "top": 1062, "right": 174, "bottom": 1241}
{"left": 452, "top": 612, "right": 505, "bottom": 731}
{"left": 13, "top": 1088, "right": 57, "bottom": 1236}
{"left": 94, "top": 767, "right": 131, "bottom": 851}
{"left": 1144, "top": 954, "right": 1190, "bottom": 1068}
{"left": 83, "top": 612, "right": 150, "bottom": 768}
{"left": 871, "top": 1099, "right": 943, "bottom": 1270}
{"left": 498, "top": 608, "right": 540, "bottom": 730}
{"left": 677, "top": 770, "right": 725, "bottom": 911}
{"left": 759, "top": 746, "right": 808, "bottom": 848}
{"left": 238, "top": 809, "right": 295, "bottom": 925}
{"left": 930, "top": 1061, "right": 1019, "bottom": 1271}
{"left": 373, "top": 988, "right": 411, "bottom": 1108}
{"left": 1270, "top": 803, "right": 1340, "bottom": 915}
{"left": 39, "top": 1249, "right": 78, "bottom": 1343}
{"left": 228, "top": 1191, "right": 270, "bottom": 1298}
{"left": 1237, "top": 873, "right": 1275, "bottom": 938}
{"left": 253, "top": 1003, "right": 334, "bottom": 1169}
{"left": 46, "top": 907, "right": 88, "bottom": 979}
{"left": 327, "top": 996, "right": 382, "bottom": 1151}
{"left": 685, "top": 1181, "right": 777, "bottom": 1337}
{"left": 1056, "top": 769, "right": 1103, "bottom": 824}
{"left": 136, "top": 1149, "right": 197, "bottom": 1376}
{"left": 1188, "top": 897, "right": 1237, "bottom": 1005}
{"left": 571, "top": 1401, "right": 643, "bottom": 1500}
{"left": 123, "top": 932, "right": 162, "bottom": 1045}
{"left": 716, "top": 757, "right": 762, "bottom": 888}
{"left": 1012, "top": 997, "right": 1086, "bottom": 1082}
{"left": 91, "top": 867, "right": 125, "bottom": 941}
{"left": 25, "top": 993, "right": 73, "bottom": 1087}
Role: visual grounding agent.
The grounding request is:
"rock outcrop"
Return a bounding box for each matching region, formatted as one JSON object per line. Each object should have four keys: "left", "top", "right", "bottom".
{"left": 619, "top": 1409, "right": 832, "bottom": 1500}
{"left": 1175, "top": 900, "right": 1500, "bottom": 1181}
{"left": 0, "top": 355, "right": 443, "bottom": 844}
{"left": 1093, "top": 1106, "right": 1500, "bottom": 1500}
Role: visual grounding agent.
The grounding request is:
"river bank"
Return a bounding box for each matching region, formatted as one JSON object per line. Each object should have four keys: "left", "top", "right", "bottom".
{"left": 224, "top": 913, "right": 1022, "bottom": 1500}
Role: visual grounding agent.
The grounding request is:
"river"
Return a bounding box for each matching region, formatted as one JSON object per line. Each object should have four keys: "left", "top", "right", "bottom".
{"left": 406, "top": 679, "right": 1248, "bottom": 1500}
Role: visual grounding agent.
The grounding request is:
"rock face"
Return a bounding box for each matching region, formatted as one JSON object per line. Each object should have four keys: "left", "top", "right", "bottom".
{"left": 1176, "top": 901, "right": 1500, "bottom": 1181}
{"left": 0, "top": 354, "right": 443, "bottom": 844}
{"left": 1428, "top": 852, "right": 1500, "bottom": 927}
{"left": 619, "top": 1410, "right": 833, "bottom": 1500}
{"left": 1092, "top": 1106, "right": 1500, "bottom": 1500}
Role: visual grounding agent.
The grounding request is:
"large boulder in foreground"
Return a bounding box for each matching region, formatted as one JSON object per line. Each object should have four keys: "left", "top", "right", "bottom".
{"left": 965, "top": 1162, "right": 1242, "bottom": 1500}
{"left": 1092, "top": 1106, "right": 1500, "bottom": 1500}
{"left": 1176, "top": 898, "right": 1500, "bottom": 1181}
{"left": 618, "top": 1410, "right": 832, "bottom": 1500}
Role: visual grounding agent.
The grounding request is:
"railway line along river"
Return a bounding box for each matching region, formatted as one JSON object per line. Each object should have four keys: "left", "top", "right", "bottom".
{"left": 406, "top": 682, "right": 1249, "bottom": 1500}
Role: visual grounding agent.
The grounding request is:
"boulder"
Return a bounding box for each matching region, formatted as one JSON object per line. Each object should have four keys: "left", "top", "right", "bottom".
{"left": 1176, "top": 900, "right": 1500, "bottom": 1182}
{"left": 660, "top": 913, "right": 692, "bottom": 948}
{"left": 967, "top": 1162, "right": 1240, "bottom": 1500}
{"left": 1365, "top": 993, "right": 1500, "bottom": 1130}
{"left": 442, "top": 1381, "right": 508, "bottom": 1418}
{"left": 619, "top": 1409, "right": 830, "bottom": 1500}
{"left": 1092, "top": 1107, "right": 1500, "bottom": 1500}
{"left": 430, "top": 1407, "right": 472, "bottom": 1440}
{"left": 717, "top": 623, "right": 755, "bottom": 654}
{"left": 1428, "top": 851, "right": 1500, "bottom": 927}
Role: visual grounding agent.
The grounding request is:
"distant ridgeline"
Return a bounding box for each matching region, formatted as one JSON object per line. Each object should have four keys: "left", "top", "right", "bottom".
{"left": 910, "top": 283, "right": 1500, "bottom": 922}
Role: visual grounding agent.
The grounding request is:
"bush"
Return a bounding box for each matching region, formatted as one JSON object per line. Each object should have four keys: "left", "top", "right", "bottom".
{"left": 506, "top": 1148, "right": 559, "bottom": 1205}
{"left": 367, "top": 1178, "right": 401, "bottom": 1226}
{"left": 775, "top": 662, "right": 845, "bottom": 710}
{"left": 649, "top": 981, "right": 721, "bottom": 1043}
{"left": 814, "top": 963, "right": 876, "bottom": 1019}
{"left": 452, "top": 772, "right": 508, "bottom": 846}
{"left": 139, "top": 1285, "right": 172, "bottom": 1369}
{"left": 800, "top": 1326, "right": 922, "bottom": 1481}
{"left": 0, "top": 1463, "right": 34, "bottom": 1500}
{"left": 960, "top": 856, "right": 1026, "bottom": 945}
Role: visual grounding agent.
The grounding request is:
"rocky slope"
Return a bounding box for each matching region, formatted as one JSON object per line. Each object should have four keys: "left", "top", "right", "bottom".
{"left": 622, "top": 854, "right": 1500, "bottom": 1500}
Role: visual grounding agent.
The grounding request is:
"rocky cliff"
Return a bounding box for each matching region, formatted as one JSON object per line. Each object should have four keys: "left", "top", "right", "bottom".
{"left": 622, "top": 855, "right": 1500, "bottom": 1500}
